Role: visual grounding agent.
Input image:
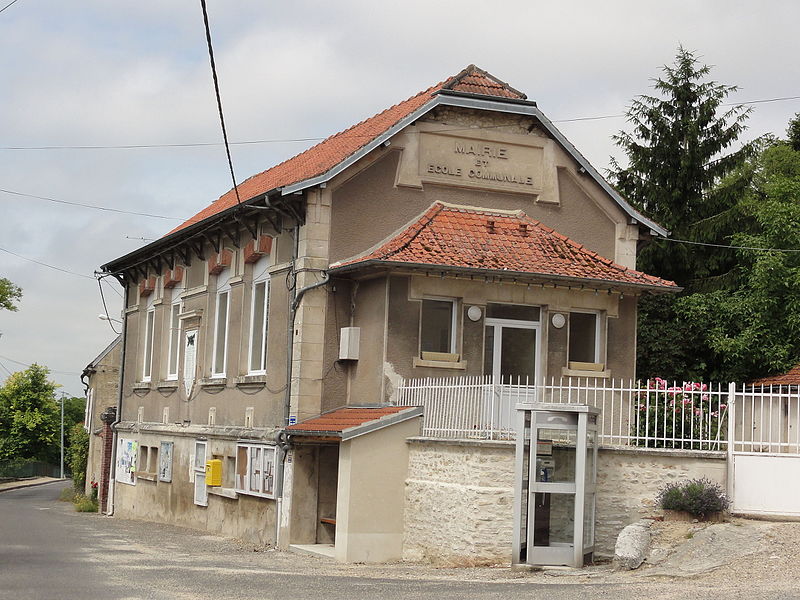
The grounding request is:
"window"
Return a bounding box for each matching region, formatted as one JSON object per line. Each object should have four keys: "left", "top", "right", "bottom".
{"left": 568, "top": 311, "right": 601, "bottom": 365}
{"left": 235, "top": 443, "right": 276, "bottom": 498}
{"left": 142, "top": 308, "right": 155, "bottom": 381}
{"left": 212, "top": 270, "right": 231, "bottom": 377}
{"left": 166, "top": 300, "right": 181, "bottom": 380}
{"left": 194, "top": 440, "right": 208, "bottom": 506}
{"left": 248, "top": 256, "right": 270, "bottom": 374}
{"left": 420, "top": 298, "right": 457, "bottom": 355}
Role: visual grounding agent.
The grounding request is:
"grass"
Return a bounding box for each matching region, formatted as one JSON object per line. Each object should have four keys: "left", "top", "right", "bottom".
{"left": 59, "top": 487, "right": 77, "bottom": 502}
{"left": 73, "top": 494, "right": 99, "bottom": 512}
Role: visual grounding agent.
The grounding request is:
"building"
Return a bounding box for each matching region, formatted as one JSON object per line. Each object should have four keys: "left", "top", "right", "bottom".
{"left": 99, "top": 65, "right": 677, "bottom": 563}
{"left": 81, "top": 336, "right": 120, "bottom": 499}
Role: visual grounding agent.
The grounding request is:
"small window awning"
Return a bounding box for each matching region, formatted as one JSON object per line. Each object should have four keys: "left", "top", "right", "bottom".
{"left": 285, "top": 405, "right": 422, "bottom": 442}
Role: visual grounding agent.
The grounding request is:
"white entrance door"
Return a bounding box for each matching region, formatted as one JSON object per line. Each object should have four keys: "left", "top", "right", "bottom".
{"left": 484, "top": 316, "right": 540, "bottom": 431}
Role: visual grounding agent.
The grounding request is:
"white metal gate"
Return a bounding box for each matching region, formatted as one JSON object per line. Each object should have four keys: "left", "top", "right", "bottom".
{"left": 729, "top": 384, "right": 800, "bottom": 517}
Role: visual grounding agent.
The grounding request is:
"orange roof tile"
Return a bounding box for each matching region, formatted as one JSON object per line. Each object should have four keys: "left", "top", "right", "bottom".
{"left": 751, "top": 364, "right": 800, "bottom": 387}
{"left": 330, "top": 203, "right": 678, "bottom": 290}
{"left": 285, "top": 406, "right": 416, "bottom": 435}
{"left": 168, "top": 65, "right": 523, "bottom": 235}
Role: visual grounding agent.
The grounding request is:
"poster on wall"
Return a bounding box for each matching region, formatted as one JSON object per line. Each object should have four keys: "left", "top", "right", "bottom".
{"left": 116, "top": 438, "right": 138, "bottom": 485}
{"left": 183, "top": 329, "right": 198, "bottom": 399}
{"left": 159, "top": 441, "right": 174, "bottom": 482}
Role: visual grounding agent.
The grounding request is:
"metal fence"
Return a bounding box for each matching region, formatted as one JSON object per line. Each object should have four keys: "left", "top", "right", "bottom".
{"left": 394, "top": 376, "right": 735, "bottom": 450}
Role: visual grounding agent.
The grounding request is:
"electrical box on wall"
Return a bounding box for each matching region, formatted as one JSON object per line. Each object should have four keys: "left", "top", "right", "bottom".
{"left": 205, "top": 459, "right": 222, "bottom": 487}
{"left": 339, "top": 327, "right": 360, "bottom": 360}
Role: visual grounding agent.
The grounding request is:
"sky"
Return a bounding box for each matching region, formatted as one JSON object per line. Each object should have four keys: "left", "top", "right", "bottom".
{"left": 0, "top": 0, "right": 799, "bottom": 397}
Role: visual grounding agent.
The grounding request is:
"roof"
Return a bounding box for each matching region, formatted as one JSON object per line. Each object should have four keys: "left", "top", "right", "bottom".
{"left": 168, "top": 65, "right": 525, "bottom": 236}
{"left": 285, "top": 405, "right": 422, "bottom": 441}
{"left": 751, "top": 364, "right": 800, "bottom": 387}
{"left": 163, "top": 64, "right": 664, "bottom": 238}
{"left": 330, "top": 203, "right": 678, "bottom": 291}
{"left": 82, "top": 335, "right": 121, "bottom": 377}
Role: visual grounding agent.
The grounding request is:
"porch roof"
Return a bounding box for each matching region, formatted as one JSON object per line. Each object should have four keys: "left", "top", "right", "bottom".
{"left": 285, "top": 405, "right": 422, "bottom": 441}
{"left": 329, "top": 203, "right": 679, "bottom": 293}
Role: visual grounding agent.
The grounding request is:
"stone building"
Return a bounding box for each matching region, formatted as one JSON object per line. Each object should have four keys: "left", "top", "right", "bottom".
{"left": 81, "top": 336, "right": 120, "bottom": 497}
{"left": 99, "top": 65, "right": 677, "bottom": 563}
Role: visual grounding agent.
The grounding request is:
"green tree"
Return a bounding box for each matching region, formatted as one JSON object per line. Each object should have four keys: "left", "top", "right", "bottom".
{"left": 0, "top": 365, "right": 60, "bottom": 463}
{"left": 678, "top": 138, "right": 800, "bottom": 381}
{"left": 0, "top": 277, "right": 22, "bottom": 311}
{"left": 610, "top": 46, "right": 753, "bottom": 289}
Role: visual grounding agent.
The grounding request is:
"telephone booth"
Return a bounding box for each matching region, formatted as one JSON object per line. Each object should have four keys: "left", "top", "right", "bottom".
{"left": 512, "top": 403, "right": 599, "bottom": 568}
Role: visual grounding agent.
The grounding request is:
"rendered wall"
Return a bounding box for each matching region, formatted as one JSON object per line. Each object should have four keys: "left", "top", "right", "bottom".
{"left": 113, "top": 431, "right": 278, "bottom": 545}
{"left": 403, "top": 438, "right": 727, "bottom": 563}
{"left": 335, "top": 416, "right": 421, "bottom": 562}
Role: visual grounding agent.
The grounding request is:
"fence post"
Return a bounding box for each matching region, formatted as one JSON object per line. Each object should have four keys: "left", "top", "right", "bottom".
{"left": 726, "top": 381, "right": 736, "bottom": 504}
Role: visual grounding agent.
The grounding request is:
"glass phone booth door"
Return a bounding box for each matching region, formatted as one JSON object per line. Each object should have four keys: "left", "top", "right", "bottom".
{"left": 513, "top": 404, "right": 599, "bottom": 568}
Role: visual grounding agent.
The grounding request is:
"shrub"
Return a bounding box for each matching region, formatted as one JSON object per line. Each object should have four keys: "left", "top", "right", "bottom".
{"left": 67, "top": 423, "right": 89, "bottom": 493}
{"left": 657, "top": 477, "right": 730, "bottom": 518}
{"left": 631, "top": 379, "right": 728, "bottom": 450}
{"left": 73, "top": 494, "right": 98, "bottom": 512}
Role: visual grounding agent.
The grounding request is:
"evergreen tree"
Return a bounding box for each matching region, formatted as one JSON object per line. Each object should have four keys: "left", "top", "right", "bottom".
{"left": 610, "top": 46, "right": 753, "bottom": 289}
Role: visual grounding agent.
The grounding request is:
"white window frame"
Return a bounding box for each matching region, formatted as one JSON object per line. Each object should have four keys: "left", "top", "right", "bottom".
{"left": 235, "top": 443, "right": 276, "bottom": 499}
{"left": 211, "top": 269, "right": 231, "bottom": 378}
{"left": 83, "top": 388, "right": 93, "bottom": 432}
{"left": 193, "top": 440, "right": 208, "bottom": 506}
{"left": 142, "top": 307, "right": 155, "bottom": 382}
{"left": 248, "top": 255, "right": 271, "bottom": 375}
{"left": 419, "top": 296, "right": 459, "bottom": 356}
{"left": 166, "top": 298, "right": 182, "bottom": 380}
{"left": 568, "top": 310, "right": 603, "bottom": 365}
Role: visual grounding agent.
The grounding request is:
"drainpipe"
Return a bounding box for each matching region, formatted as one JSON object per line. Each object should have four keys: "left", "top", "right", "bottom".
{"left": 106, "top": 282, "right": 128, "bottom": 516}
{"left": 276, "top": 219, "right": 330, "bottom": 546}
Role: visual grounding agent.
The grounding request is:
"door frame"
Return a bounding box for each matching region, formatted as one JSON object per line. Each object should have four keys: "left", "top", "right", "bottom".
{"left": 484, "top": 317, "right": 541, "bottom": 385}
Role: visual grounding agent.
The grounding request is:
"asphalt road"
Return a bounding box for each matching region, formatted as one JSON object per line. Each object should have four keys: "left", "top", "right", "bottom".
{"left": 1, "top": 481, "right": 798, "bottom": 600}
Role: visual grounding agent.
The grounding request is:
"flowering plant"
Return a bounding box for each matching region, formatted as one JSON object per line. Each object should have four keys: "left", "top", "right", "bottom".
{"left": 90, "top": 480, "right": 98, "bottom": 501}
{"left": 631, "top": 378, "right": 728, "bottom": 450}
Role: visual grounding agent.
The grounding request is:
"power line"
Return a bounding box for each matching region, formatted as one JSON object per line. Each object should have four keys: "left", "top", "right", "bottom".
{"left": 198, "top": 0, "right": 241, "bottom": 205}
{"left": 661, "top": 237, "right": 800, "bottom": 253}
{"left": 0, "top": 0, "right": 21, "bottom": 15}
{"left": 0, "top": 359, "right": 13, "bottom": 377}
{"left": 97, "top": 277, "right": 120, "bottom": 335}
{"left": 1, "top": 94, "right": 797, "bottom": 151}
{"left": 0, "top": 188, "right": 183, "bottom": 220}
{"left": 0, "top": 246, "right": 95, "bottom": 279}
{"left": 0, "top": 354, "right": 81, "bottom": 376}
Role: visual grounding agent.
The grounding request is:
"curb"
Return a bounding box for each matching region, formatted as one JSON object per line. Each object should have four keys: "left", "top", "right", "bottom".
{"left": 0, "top": 479, "right": 65, "bottom": 493}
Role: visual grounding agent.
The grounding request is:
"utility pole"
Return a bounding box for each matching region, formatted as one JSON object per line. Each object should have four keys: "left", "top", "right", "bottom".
{"left": 60, "top": 392, "right": 65, "bottom": 479}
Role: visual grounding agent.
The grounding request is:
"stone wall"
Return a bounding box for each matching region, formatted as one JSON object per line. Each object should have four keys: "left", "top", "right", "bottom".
{"left": 403, "top": 438, "right": 727, "bottom": 564}
{"left": 403, "top": 439, "right": 515, "bottom": 564}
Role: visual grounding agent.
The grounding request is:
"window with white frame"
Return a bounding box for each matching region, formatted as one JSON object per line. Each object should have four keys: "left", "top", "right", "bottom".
{"left": 248, "top": 256, "right": 270, "bottom": 374}
{"left": 420, "top": 297, "right": 458, "bottom": 356}
{"left": 142, "top": 308, "right": 155, "bottom": 381}
{"left": 166, "top": 299, "right": 182, "bottom": 380}
{"left": 212, "top": 269, "right": 231, "bottom": 377}
{"left": 568, "top": 311, "right": 602, "bottom": 365}
{"left": 235, "top": 443, "right": 276, "bottom": 498}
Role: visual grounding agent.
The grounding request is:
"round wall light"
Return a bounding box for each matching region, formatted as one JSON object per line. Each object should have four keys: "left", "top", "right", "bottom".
{"left": 467, "top": 305, "right": 483, "bottom": 322}
{"left": 551, "top": 313, "right": 566, "bottom": 329}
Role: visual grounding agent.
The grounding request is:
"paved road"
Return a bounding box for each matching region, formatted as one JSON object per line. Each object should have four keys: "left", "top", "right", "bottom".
{"left": 1, "top": 482, "right": 798, "bottom": 600}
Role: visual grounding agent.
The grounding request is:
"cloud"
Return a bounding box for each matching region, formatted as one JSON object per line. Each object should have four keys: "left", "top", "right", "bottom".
{"left": 0, "top": 0, "right": 799, "bottom": 395}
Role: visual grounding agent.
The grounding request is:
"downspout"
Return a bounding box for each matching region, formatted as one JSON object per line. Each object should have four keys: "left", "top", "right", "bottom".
{"left": 106, "top": 282, "right": 128, "bottom": 516}
{"left": 275, "top": 219, "right": 330, "bottom": 545}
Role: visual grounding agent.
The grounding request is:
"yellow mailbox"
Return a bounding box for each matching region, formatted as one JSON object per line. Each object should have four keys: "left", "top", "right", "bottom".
{"left": 205, "top": 459, "right": 222, "bottom": 487}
